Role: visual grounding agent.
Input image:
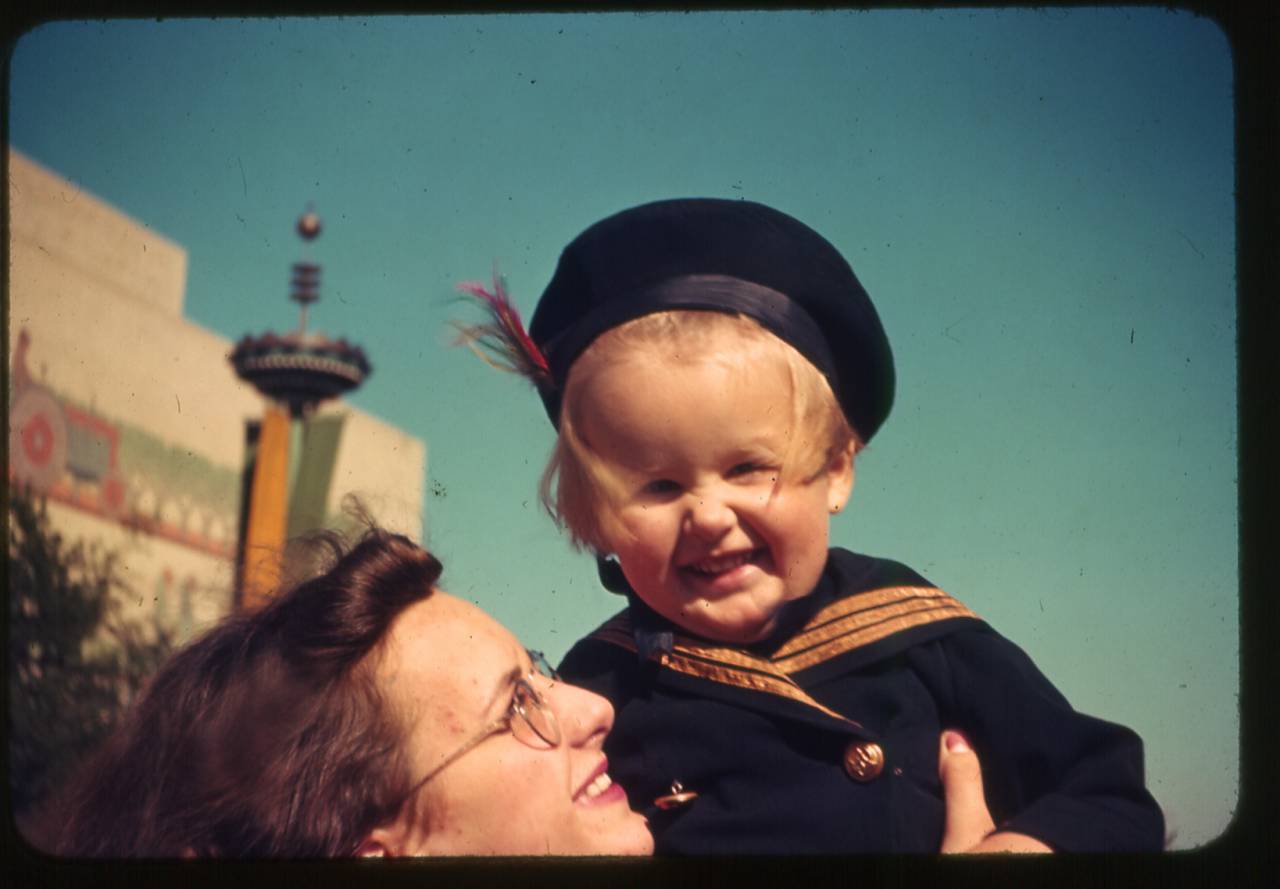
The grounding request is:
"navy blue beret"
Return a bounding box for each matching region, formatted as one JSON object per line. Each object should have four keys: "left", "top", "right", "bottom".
{"left": 528, "top": 198, "right": 895, "bottom": 443}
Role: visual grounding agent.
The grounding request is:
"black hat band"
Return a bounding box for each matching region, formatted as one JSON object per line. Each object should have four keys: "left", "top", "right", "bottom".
{"left": 542, "top": 274, "right": 837, "bottom": 389}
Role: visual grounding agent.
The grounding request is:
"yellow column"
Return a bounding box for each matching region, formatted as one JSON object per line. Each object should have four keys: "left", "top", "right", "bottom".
{"left": 239, "top": 403, "right": 291, "bottom": 610}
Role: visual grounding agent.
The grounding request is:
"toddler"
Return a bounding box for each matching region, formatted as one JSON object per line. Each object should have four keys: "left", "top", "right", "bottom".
{"left": 459, "top": 198, "right": 1163, "bottom": 853}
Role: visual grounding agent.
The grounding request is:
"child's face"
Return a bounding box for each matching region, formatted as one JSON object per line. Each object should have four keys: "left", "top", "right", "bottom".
{"left": 574, "top": 344, "right": 854, "bottom": 644}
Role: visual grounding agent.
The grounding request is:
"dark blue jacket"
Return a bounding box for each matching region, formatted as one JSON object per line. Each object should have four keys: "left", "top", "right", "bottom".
{"left": 558, "top": 548, "right": 1164, "bottom": 854}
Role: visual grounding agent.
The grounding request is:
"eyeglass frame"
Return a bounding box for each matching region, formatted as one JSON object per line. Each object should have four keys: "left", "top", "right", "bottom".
{"left": 402, "top": 649, "right": 563, "bottom": 796}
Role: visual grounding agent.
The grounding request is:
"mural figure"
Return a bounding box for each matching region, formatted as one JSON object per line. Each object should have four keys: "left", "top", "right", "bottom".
{"left": 8, "top": 328, "right": 238, "bottom": 560}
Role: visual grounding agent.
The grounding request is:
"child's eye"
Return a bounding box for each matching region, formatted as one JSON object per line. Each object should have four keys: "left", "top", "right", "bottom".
{"left": 642, "top": 479, "right": 681, "bottom": 496}
{"left": 728, "top": 462, "right": 772, "bottom": 479}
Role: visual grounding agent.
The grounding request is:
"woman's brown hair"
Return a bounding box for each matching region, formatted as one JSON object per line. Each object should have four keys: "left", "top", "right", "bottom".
{"left": 52, "top": 526, "right": 442, "bottom": 858}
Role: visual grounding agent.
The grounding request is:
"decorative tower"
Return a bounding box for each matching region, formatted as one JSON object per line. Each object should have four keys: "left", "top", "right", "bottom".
{"left": 229, "top": 207, "right": 371, "bottom": 610}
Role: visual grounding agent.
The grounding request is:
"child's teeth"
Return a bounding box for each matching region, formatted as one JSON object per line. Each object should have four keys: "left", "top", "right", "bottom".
{"left": 695, "top": 553, "right": 749, "bottom": 573}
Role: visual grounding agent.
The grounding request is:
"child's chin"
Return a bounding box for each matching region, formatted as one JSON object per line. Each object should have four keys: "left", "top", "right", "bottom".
{"left": 696, "top": 610, "right": 781, "bottom": 644}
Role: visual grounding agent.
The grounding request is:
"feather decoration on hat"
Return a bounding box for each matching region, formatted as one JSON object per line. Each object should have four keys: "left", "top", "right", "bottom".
{"left": 454, "top": 268, "right": 553, "bottom": 388}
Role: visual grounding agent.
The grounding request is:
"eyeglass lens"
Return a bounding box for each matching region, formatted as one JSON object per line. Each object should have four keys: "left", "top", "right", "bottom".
{"left": 513, "top": 651, "right": 561, "bottom": 747}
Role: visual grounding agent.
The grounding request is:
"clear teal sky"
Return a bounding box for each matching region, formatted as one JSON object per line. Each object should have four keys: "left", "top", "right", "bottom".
{"left": 9, "top": 10, "right": 1237, "bottom": 849}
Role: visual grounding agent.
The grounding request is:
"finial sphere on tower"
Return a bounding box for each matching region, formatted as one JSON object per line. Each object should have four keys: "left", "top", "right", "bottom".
{"left": 297, "top": 207, "right": 322, "bottom": 241}
{"left": 230, "top": 203, "right": 368, "bottom": 418}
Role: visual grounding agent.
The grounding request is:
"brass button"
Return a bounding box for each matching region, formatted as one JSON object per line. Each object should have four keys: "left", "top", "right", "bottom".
{"left": 653, "top": 780, "right": 699, "bottom": 810}
{"left": 843, "top": 740, "right": 885, "bottom": 782}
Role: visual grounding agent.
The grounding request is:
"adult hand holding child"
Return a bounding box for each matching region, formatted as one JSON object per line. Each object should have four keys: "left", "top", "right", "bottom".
{"left": 939, "top": 730, "right": 1052, "bottom": 854}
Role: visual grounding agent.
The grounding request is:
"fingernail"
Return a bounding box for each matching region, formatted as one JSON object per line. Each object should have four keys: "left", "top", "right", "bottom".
{"left": 945, "top": 731, "right": 971, "bottom": 753}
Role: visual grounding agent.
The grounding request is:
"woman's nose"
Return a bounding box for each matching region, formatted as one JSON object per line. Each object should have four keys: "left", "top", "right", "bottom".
{"left": 551, "top": 681, "right": 615, "bottom": 748}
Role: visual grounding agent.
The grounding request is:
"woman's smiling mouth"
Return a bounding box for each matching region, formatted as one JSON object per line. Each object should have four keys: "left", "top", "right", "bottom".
{"left": 575, "top": 760, "right": 627, "bottom": 806}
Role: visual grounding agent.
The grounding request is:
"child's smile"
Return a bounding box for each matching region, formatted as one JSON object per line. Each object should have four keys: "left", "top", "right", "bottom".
{"left": 575, "top": 341, "right": 854, "bottom": 644}
{"left": 684, "top": 549, "right": 761, "bottom": 579}
{"left": 678, "top": 546, "right": 775, "bottom": 599}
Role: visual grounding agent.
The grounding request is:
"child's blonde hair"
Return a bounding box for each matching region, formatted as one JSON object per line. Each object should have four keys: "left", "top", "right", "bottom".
{"left": 543, "top": 310, "right": 860, "bottom": 553}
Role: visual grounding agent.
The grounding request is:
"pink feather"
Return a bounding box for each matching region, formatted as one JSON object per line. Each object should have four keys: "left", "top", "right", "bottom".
{"left": 454, "top": 270, "right": 552, "bottom": 385}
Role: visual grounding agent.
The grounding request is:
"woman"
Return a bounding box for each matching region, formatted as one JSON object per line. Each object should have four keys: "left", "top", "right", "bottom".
{"left": 53, "top": 526, "right": 652, "bottom": 857}
{"left": 49, "top": 526, "right": 998, "bottom": 857}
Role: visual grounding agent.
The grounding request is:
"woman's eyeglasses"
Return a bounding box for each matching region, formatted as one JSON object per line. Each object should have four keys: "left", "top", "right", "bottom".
{"left": 408, "top": 650, "right": 562, "bottom": 792}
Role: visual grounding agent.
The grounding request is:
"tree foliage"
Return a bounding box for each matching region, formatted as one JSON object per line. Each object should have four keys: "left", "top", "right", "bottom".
{"left": 8, "top": 489, "right": 173, "bottom": 819}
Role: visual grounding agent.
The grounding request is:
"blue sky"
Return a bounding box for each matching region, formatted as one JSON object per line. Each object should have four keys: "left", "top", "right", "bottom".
{"left": 8, "top": 9, "right": 1237, "bottom": 848}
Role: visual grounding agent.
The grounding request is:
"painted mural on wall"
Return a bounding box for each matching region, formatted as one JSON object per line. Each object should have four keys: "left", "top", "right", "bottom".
{"left": 8, "top": 327, "right": 240, "bottom": 562}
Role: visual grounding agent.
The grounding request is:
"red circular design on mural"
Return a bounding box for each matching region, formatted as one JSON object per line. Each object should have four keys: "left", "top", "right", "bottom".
{"left": 9, "top": 388, "right": 67, "bottom": 489}
{"left": 22, "top": 414, "right": 54, "bottom": 464}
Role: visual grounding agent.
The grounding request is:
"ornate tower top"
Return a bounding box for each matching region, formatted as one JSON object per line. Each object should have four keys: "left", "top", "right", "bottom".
{"left": 229, "top": 207, "right": 371, "bottom": 417}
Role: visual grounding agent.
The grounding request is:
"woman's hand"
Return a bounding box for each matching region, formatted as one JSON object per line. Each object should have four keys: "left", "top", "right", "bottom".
{"left": 938, "top": 730, "right": 1053, "bottom": 854}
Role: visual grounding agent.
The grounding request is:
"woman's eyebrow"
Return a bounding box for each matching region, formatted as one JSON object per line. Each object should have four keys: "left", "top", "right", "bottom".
{"left": 482, "top": 664, "right": 525, "bottom": 716}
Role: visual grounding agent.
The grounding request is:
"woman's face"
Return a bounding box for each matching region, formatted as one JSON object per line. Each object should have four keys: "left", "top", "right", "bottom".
{"left": 363, "top": 591, "right": 653, "bottom": 857}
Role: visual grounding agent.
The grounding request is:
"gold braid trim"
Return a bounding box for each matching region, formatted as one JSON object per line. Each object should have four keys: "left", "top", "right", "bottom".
{"left": 771, "top": 586, "right": 978, "bottom": 672}
{"left": 585, "top": 586, "right": 977, "bottom": 720}
{"left": 655, "top": 646, "right": 861, "bottom": 726}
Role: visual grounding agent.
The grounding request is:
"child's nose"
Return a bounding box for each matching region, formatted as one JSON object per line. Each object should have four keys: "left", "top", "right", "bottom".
{"left": 684, "top": 494, "right": 735, "bottom": 540}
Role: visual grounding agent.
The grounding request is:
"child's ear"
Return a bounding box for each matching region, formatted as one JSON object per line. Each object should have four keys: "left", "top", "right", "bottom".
{"left": 825, "top": 441, "right": 856, "bottom": 514}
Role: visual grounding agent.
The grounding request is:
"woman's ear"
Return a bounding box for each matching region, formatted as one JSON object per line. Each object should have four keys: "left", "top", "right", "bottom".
{"left": 355, "top": 837, "right": 387, "bottom": 858}
{"left": 826, "top": 440, "right": 856, "bottom": 514}
{"left": 357, "top": 819, "right": 411, "bottom": 858}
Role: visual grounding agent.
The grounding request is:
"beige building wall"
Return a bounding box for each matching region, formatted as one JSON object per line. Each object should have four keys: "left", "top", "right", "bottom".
{"left": 7, "top": 148, "right": 425, "bottom": 641}
{"left": 316, "top": 401, "right": 426, "bottom": 538}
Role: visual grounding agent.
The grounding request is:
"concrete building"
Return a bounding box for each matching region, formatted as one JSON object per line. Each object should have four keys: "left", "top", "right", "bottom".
{"left": 7, "top": 148, "right": 425, "bottom": 641}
